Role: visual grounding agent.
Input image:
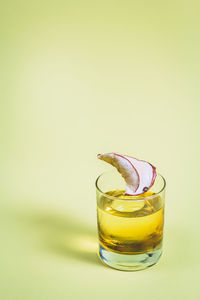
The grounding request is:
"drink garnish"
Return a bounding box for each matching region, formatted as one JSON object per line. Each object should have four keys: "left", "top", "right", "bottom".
{"left": 97, "top": 153, "right": 156, "bottom": 196}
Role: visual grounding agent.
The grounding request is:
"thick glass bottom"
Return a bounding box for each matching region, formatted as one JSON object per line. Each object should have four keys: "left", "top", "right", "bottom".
{"left": 99, "top": 244, "right": 162, "bottom": 271}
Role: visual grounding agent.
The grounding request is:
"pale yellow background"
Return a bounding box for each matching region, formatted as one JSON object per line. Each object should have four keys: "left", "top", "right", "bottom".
{"left": 1, "top": 1, "right": 200, "bottom": 299}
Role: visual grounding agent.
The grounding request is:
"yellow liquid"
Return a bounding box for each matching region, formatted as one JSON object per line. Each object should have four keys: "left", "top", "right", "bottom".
{"left": 97, "top": 190, "right": 164, "bottom": 254}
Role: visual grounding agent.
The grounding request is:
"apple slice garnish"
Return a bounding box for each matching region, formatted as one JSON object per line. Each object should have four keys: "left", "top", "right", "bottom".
{"left": 97, "top": 153, "right": 156, "bottom": 196}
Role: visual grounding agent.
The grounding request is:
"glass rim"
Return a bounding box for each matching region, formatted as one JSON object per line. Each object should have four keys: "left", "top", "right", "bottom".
{"left": 95, "top": 170, "right": 166, "bottom": 202}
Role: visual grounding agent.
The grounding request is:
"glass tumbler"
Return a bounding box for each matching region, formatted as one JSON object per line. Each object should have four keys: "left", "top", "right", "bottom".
{"left": 96, "top": 169, "right": 166, "bottom": 271}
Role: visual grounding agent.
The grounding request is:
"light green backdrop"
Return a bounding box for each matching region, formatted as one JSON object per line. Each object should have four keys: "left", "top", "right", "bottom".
{"left": 1, "top": 1, "right": 200, "bottom": 299}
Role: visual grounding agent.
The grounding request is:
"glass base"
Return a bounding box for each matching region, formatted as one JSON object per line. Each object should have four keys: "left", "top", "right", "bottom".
{"left": 99, "top": 244, "right": 162, "bottom": 271}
